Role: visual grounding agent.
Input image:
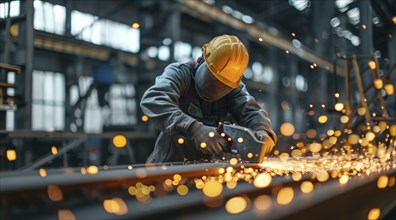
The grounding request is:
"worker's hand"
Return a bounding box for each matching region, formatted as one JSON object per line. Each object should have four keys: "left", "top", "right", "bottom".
{"left": 255, "top": 130, "right": 276, "bottom": 154}
{"left": 188, "top": 122, "right": 230, "bottom": 155}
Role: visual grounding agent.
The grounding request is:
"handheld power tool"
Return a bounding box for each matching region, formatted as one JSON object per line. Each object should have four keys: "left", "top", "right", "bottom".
{"left": 217, "top": 122, "right": 270, "bottom": 163}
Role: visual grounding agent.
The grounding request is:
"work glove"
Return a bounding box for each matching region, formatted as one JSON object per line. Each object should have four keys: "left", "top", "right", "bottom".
{"left": 188, "top": 121, "right": 231, "bottom": 155}
{"left": 255, "top": 130, "right": 276, "bottom": 154}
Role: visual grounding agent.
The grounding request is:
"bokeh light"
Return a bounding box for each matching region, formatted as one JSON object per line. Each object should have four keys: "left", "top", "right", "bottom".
{"left": 225, "top": 196, "right": 248, "bottom": 214}
{"left": 113, "top": 135, "right": 127, "bottom": 148}
{"left": 277, "top": 187, "right": 294, "bottom": 205}
{"left": 280, "top": 123, "right": 295, "bottom": 136}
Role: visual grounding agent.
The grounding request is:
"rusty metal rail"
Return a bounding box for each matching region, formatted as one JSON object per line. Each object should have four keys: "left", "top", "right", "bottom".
{"left": 0, "top": 161, "right": 395, "bottom": 220}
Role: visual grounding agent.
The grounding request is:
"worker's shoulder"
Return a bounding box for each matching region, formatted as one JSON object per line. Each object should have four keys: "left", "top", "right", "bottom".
{"left": 163, "top": 61, "right": 194, "bottom": 78}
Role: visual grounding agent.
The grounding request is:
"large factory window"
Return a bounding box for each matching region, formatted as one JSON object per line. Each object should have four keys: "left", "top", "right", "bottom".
{"left": 295, "top": 74, "right": 308, "bottom": 92}
{"left": 32, "top": 71, "right": 65, "bottom": 131}
{"left": 174, "top": 41, "right": 192, "bottom": 62}
{"left": 0, "top": 0, "right": 19, "bottom": 18}
{"left": 69, "top": 77, "right": 136, "bottom": 133}
{"left": 109, "top": 84, "right": 137, "bottom": 126}
{"left": 158, "top": 46, "right": 170, "bottom": 61}
{"left": 33, "top": 0, "right": 66, "bottom": 35}
{"left": 250, "top": 62, "right": 274, "bottom": 84}
{"left": 71, "top": 10, "right": 140, "bottom": 53}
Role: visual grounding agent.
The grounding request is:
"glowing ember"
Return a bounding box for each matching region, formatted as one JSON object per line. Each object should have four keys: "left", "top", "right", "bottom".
{"left": 6, "top": 150, "right": 16, "bottom": 161}
{"left": 368, "top": 61, "right": 376, "bottom": 70}
{"left": 230, "top": 158, "right": 238, "bottom": 165}
{"left": 177, "top": 185, "right": 189, "bottom": 195}
{"left": 202, "top": 180, "right": 223, "bottom": 198}
{"left": 131, "top": 22, "right": 140, "bottom": 29}
{"left": 112, "top": 135, "right": 127, "bottom": 148}
{"left": 103, "top": 198, "right": 128, "bottom": 215}
{"left": 300, "top": 181, "right": 314, "bottom": 193}
{"left": 253, "top": 173, "right": 272, "bottom": 188}
{"left": 373, "top": 79, "right": 383, "bottom": 89}
{"left": 334, "top": 102, "right": 344, "bottom": 111}
{"left": 87, "top": 166, "right": 99, "bottom": 175}
{"left": 277, "top": 187, "right": 294, "bottom": 205}
{"left": 47, "top": 185, "right": 63, "bottom": 202}
{"left": 58, "top": 210, "right": 76, "bottom": 220}
{"left": 254, "top": 195, "right": 272, "bottom": 211}
{"left": 292, "top": 172, "right": 302, "bottom": 181}
{"left": 339, "top": 175, "right": 349, "bottom": 184}
{"left": 384, "top": 83, "right": 394, "bottom": 95}
{"left": 340, "top": 115, "right": 349, "bottom": 124}
{"left": 377, "top": 176, "right": 388, "bottom": 189}
{"left": 141, "top": 115, "right": 149, "bottom": 122}
{"left": 174, "top": 174, "right": 182, "bottom": 181}
{"left": 318, "top": 115, "right": 328, "bottom": 124}
{"left": 177, "top": 138, "right": 185, "bottom": 144}
{"left": 225, "top": 196, "right": 248, "bottom": 214}
{"left": 39, "top": 168, "right": 47, "bottom": 177}
{"left": 51, "top": 146, "right": 58, "bottom": 155}
{"left": 367, "top": 208, "right": 380, "bottom": 220}
{"left": 280, "top": 123, "right": 295, "bottom": 136}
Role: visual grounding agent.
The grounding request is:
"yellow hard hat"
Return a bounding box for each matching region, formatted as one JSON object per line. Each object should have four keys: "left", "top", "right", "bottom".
{"left": 202, "top": 34, "right": 249, "bottom": 88}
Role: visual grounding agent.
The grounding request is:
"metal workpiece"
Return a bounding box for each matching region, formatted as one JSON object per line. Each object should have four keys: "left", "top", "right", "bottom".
{"left": 1, "top": 157, "right": 395, "bottom": 220}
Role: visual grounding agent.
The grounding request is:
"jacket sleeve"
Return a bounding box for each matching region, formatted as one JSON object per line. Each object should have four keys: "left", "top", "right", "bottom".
{"left": 140, "top": 63, "right": 196, "bottom": 136}
{"left": 227, "top": 82, "right": 277, "bottom": 142}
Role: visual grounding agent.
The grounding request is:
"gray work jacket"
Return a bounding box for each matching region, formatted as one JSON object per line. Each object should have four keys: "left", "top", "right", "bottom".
{"left": 140, "top": 62, "right": 276, "bottom": 163}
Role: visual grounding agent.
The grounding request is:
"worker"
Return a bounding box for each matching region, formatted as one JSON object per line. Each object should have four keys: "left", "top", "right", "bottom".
{"left": 140, "top": 34, "right": 277, "bottom": 163}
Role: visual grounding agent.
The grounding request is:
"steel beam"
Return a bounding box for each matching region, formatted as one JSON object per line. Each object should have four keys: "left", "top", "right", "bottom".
{"left": 0, "top": 161, "right": 394, "bottom": 220}
{"left": 179, "top": 0, "right": 345, "bottom": 76}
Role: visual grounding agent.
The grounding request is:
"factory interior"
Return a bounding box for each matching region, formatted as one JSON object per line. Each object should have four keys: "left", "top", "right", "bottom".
{"left": 0, "top": 0, "right": 395, "bottom": 219}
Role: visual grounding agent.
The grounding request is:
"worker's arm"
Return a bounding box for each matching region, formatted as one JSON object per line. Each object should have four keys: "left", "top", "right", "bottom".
{"left": 140, "top": 63, "right": 196, "bottom": 136}
{"left": 228, "top": 82, "right": 277, "bottom": 143}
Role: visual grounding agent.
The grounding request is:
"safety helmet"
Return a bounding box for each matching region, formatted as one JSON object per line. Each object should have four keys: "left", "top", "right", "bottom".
{"left": 202, "top": 34, "right": 249, "bottom": 88}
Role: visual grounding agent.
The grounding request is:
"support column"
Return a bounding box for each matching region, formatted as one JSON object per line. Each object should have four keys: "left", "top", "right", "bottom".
{"left": 15, "top": 0, "right": 34, "bottom": 130}
{"left": 359, "top": 0, "right": 373, "bottom": 55}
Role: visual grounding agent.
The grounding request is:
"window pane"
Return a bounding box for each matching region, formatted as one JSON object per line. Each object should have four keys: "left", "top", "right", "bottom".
{"left": 54, "top": 73, "right": 65, "bottom": 102}
{"left": 70, "top": 85, "right": 78, "bottom": 106}
{"left": 32, "top": 70, "right": 65, "bottom": 131}
{"left": 54, "top": 106, "right": 64, "bottom": 130}
{"left": 43, "top": 2, "right": 55, "bottom": 33}
{"left": 84, "top": 108, "right": 102, "bottom": 133}
{"left": 0, "top": 1, "right": 20, "bottom": 18}
{"left": 71, "top": 10, "right": 139, "bottom": 52}
{"left": 44, "top": 105, "right": 54, "bottom": 129}
{"left": 44, "top": 72, "right": 54, "bottom": 102}
{"left": 6, "top": 111, "right": 14, "bottom": 131}
{"left": 34, "top": 0, "right": 44, "bottom": 31}
{"left": 32, "top": 104, "right": 43, "bottom": 130}
{"left": 33, "top": 71, "right": 43, "bottom": 100}
{"left": 53, "top": 4, "right": 65, "bottom": 35}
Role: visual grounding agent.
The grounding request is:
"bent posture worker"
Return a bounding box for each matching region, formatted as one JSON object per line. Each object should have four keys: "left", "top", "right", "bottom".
{"left": 140, "top": 34, "right": 277, "bottom": 163}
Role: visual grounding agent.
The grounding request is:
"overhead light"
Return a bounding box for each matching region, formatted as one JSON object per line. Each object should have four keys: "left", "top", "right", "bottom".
{"left": 292, "top": 39, "right": 301, "bottom": 48}
{"left": 242, "top": 15, "right": 254, "bottom": 24}
{"left": 162, "top": 38, "right": 172, "bottom": 45}
{"left": 202, "top": 0, "right": 215, "bottom": 5}
{"left": 330, "top": 17, "right": 340, "bottom": 27}
{"left": 347, "top": 8, "right": 360, "bottom": 25}
{"left": 350, "top": 36, "right": 360, "bottom": 46}
{"left": 335, "top": 0, "right": 352, "bottom": 12}
{"left": 372, "top": 17, "right": 380, "bottom": 25}
{"left": 289, "top": 0, "right": 310, "bottom": 11}
{"left": 231, "top": 10, "right": 244, "bottom": 19}
{"left": 222, "top": 5, "right": 233, "bottom": 14}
